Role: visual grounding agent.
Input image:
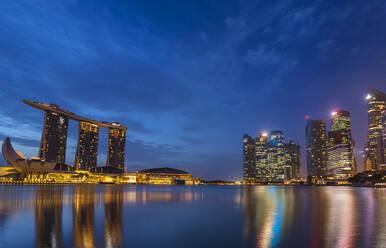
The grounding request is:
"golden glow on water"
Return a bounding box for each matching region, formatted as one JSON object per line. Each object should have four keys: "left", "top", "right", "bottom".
{"left": 73, "top": 186, "right": 95, "bottom": 248}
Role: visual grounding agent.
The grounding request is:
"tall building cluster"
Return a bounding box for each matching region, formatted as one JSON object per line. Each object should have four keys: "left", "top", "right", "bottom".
{"left": 244, "top": 88, "right": 385, "bottom": 184}
{"left": 243, "top": 131, "right": 301, "bottom": 183}
{"left": 304, "top": 88, "right": 385, "bottom": 183}
{"left": 306, "top": 111, "right": 355, "bottom": 183}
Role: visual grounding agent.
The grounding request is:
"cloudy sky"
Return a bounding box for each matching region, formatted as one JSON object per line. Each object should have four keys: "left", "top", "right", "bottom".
{"left": 0, "top": 0, "right": 385, "bottom": 180}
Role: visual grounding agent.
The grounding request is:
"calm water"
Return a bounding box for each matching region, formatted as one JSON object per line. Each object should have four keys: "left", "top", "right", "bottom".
{"left": 0, "top": 185, "right": 384, "bottom": 248}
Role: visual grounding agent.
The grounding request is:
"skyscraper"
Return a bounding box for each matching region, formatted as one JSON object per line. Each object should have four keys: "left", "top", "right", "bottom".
{"left": 255, "top": 132, "right": 269, "bottom": 182}
{"left": 306, "top": 119, "right": 327, "bottom": 178}
{"left": 244, "top": 131, "right": 299, "bottom": 183}
{"left": 284, "top": 141, "right": 301, "bottom": 181}
{"left": 327, "top": 110, "right": 355, "bottom": 180}
{"left": 39, "top": 109, "right": 69, "bottom": 165}
{"left": 243, "top": 134, "right": 255, "bottom": 183}
{"left": 106, "top": 127, "right": 126, "bottom": 171}
{"left": 75, "top": 121, "right": 99, "bottom": 170}
{"left": 267, "top": 131, "right": 285, "bottom": 183}
{"left": 23, "top": 100, "right": 128, "bottom": 174}
{"left": 365, "top": 88, "right": 386, "bottom": 171}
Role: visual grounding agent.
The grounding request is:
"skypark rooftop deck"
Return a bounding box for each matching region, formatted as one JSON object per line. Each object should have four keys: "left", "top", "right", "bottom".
{"left": 23, "top": 100, "right": 127, "bottom": 130}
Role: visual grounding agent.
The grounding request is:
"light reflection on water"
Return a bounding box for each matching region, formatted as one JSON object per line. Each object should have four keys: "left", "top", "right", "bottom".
{"left": 0, "top": 185, "right": 385, "bottom": 248}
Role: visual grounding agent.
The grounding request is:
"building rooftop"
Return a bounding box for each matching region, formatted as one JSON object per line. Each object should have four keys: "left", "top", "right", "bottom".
{"left": 139, "top": 167, "right": 190, "bottom": 175}
{"left": 23, "top": 100, "right": 127, "bottom": 130}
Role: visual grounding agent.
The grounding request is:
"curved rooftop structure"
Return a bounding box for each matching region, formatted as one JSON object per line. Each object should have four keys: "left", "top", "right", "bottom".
{"left": 140, "top": 167, "right": 190, "bottom": 175}
{"left": 23, "top": 100, "right": 127, "bottom": 130}
{"left": 2, "top": 137, "right": 55, "bottom": 174}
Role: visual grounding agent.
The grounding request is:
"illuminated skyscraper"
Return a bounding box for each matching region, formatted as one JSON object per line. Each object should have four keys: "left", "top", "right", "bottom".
{"left": 255, "top": 132, "right": 268, "bottom": 182}
{"left": 284, "top": 141, "right": 301, "bottom": 181}
{"left": 244, "top": 131, "right": 299, "bottom": 183}
{"left": 23, "top": 100, "right": 127, "bottom": 174}
{"left": 106, "top": 127, "right": 126, "bottom": 172}
{"left": 39, "top": 108, "right": 69, "bottom": 165}
{"left": 365, "top": 88, "right": 386, "bottom": 171}
{"left": 75, "top": 121, "right": 99, "bottom": 170}
{"left": 327, "top": 110, "right": 355, "bottom": 179}
{"left": 254, "top": 131, "right": 287, "bottom": 183}
{"left": 306, "top": 119, "right": 327, "bottom": 177}
{"left": 243, "top": 134, "right": 255, "bottom": 183}
{"left": 267, "top": 131, "right": 285, "bottom": 183}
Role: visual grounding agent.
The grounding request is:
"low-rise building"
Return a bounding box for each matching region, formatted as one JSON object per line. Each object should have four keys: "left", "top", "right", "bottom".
{"left": 136, "top": 167, "right": 197, "bottom": 185}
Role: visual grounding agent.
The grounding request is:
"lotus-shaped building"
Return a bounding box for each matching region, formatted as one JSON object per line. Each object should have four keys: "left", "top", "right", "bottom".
{"left": 2, "top": 137, "right": 56, "bottom": 175}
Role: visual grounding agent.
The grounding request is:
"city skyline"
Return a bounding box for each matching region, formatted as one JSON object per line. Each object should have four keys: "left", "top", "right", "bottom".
{"left": 0, "top": 1, "right": 386, "bottom": 180}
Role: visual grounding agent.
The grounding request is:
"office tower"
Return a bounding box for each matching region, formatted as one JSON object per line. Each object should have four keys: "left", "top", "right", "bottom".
{"left": 331, "top": 110, "right": 351, "bottom": 131}
{"left": 284, "top": 141, "right": 301, "bottom": 181}
{"left": 106, "top": 127, "right": 126, "bottom": 171}
{"left": 244, "top": 130, "right": 299, "bottom": 183}
{"left": 243, "top": 135, "right": 255, "bottom": 183}
{"left": 39, "top": 110, "right": 69, "bottom": 165}
{"left": 75, "top": 121, "right": 99, "bottom": 170}
{"left": 365, "top": 88, "right": 386, "bottom": 171}
{"left": 306, "top": 119, "right": 327, "bottom": 177}
{"left": 255, "top": 132, "right": 269, "bottom": 182}
{"left": 327, "top": 110, "right": 355, "bottom": 179}
{"left": 267, "top": 131, "right": 285, "bottom": 183}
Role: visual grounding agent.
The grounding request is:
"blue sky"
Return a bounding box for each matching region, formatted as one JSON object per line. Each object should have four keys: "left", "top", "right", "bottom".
{"left": 0, "top": 0, "right": 385, "bottom": 180}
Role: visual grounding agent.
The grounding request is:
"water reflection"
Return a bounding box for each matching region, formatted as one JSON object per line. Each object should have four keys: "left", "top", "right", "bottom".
{"left": 35, "top": 187, "right": 63, "bottom": 248}
{"left": 0, "top": 185, "right": 384, "bottom": 248}
{"left": 104, "top": 186, "right": 123, "bottom": 248}
{"left": 242, "top": 186, "right": 386, "bottom": 248}
{"left": 73, "top": 186, "right": 95, "bottom": 248}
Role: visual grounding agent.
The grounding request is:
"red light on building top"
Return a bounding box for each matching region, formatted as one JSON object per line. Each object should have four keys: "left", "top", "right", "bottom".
{"left": 305, "top": 115, "right": 310, "bottom": 120}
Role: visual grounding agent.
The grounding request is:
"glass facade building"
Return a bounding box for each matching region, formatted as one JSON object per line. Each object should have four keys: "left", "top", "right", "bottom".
{"left": 243, "top": 135, "right": 255, "bottom": 183}
{"left": 284, "top": 141, "right": 301, "bottom": 181}
{"left": 365, "top": 88, "right": 386, "bottom": 171}
{"left": 255, "top": 132, "right": 268, "bottom": 182}
{"left": 327, "top": 110, "right": 355, "bottom": 179}
{"left": 306, "top": 119, "right": 327, "bottom": 177}
{"left": 267, "top": 131, "right": 285, "bottom": 183}
{"left": 243, "top": 131, "right": 299, "bottom": 183}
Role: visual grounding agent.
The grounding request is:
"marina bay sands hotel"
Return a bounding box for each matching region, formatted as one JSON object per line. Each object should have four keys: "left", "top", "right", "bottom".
{"left": 23, "top": 100, "right": 127, "bottom": 174}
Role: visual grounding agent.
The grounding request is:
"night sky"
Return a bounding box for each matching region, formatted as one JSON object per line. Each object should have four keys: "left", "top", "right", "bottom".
{"left": 0, "top": 0, "right": 385, "bottom": 180}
